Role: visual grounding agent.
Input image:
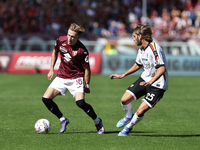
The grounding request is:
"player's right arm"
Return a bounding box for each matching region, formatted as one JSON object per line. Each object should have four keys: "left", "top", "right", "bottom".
{"left": 47, "top": 49, "right": 58, "bottom": 80}
{"left": 109, "top": 63, "right": 142, "bottom": 79}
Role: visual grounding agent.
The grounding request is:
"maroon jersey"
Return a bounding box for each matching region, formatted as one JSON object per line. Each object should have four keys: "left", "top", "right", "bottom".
{"left": 54, "top": 36, "right": 90, "bottom": 79}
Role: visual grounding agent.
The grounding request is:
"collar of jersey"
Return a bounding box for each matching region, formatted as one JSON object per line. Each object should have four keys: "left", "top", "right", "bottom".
{"left": 140, "top": 42, "right": 150, "bottom": 51}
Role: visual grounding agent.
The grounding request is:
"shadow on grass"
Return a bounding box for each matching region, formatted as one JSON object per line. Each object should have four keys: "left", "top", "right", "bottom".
{"left": 104, "top": 130, "right": 149, "bottom": 134}
{"left": 132, "top": 134, "right": 200, "bottom": 137}
{"left": 47, "top": 131, "right": 200, "bottom": 137}
{"left": 55, "top": 130, "right": 151, "bottom": 134}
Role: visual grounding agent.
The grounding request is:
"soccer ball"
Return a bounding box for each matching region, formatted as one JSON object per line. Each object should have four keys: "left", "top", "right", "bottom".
{"left": 34, "top": 119, "right": 51, "bottom": 133}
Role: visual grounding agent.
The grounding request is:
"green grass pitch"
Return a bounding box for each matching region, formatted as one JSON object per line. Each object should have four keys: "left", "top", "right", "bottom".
{"left": 0, "top": 74, "right": 199, "bottom": 150}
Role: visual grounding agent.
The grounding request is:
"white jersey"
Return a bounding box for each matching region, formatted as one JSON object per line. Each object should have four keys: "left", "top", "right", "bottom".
{"left": 136, "top": 42, "right": 168, "bottom": 90}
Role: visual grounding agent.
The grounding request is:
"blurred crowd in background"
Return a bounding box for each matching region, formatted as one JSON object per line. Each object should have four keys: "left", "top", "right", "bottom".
{"left": 0, "top": 0, "right": 200, "bottom": 40}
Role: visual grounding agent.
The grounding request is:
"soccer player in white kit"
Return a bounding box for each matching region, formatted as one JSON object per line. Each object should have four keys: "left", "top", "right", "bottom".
{"left": 42, "top": 23, "right": 104, "bottom": 134}
{"left": 109, "top": 24, "right": 168, "bottom": 136}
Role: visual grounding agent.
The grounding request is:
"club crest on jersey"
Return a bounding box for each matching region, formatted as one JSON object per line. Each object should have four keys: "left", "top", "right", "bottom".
{"left": 59, "top": 46, "right": 68, "bottom": 53}
{"left": 73, "top": 51, "right": 78, "bottom": 56}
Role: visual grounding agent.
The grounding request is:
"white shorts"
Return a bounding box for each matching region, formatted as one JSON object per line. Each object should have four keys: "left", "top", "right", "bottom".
{"left": 49, "top": 77, "right": 84, "bottom": 97}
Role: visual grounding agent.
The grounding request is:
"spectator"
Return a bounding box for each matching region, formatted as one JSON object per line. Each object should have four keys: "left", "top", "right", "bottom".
{"left": 0, "top": 0, "right": 200, "bottom": 40}
{"left": 186, "top": 0, "right": 193, "bottom": 11}
{"left": 194, "top": 11, "right": 200, "bottom": 27}
{"left": 177, "top": 10, "right": 192, "bottom": 35}
{"left": 108, "top": 20, "right": 118, "bottom": 37}
{"left": 117, "top": 21, "right": 129, "bottom": 37}
{"left": 27, "top": 19, "right": 39, "bottom": 33}
{"left": 91, "top": 21, "right": 102, "bottom": 37}
{"left": 194, "top": 0, "right": 200, "bottom": 12}
{"left": 191, "top": 26, "right": 200, "bottom": 37}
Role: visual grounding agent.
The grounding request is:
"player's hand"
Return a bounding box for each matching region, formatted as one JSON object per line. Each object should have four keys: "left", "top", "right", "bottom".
{"left": 140, "top": 81, "right": 151, "bottom": 86}
{"left": 84, "top": 87, "right": 90, "bottom": 93}
{"left": 84, "top": 84, "right": 90, "bottom": 93}
{"left": 47, "top": 70, "right": 54, "bottom": 80}
{"left": 109, "top": 74, "right": 124, "bottom": 79}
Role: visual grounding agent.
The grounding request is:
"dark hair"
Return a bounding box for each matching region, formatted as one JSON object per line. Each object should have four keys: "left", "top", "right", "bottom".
{"left": 134, "top": 24, "right": 153, "bottom": 42}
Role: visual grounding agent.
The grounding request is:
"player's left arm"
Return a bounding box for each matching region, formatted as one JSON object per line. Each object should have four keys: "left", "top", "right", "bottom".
{"left": 82, "top": 50, "right": 91, "bottom": 93}
{"left": 84, "top": 66, "right": 91, "bottom": 93}
{"left": 140, "top": 65, "right": 166, "bottom": 86}
{"left": 141, "top": 45, "right": 167, "bottom": 86}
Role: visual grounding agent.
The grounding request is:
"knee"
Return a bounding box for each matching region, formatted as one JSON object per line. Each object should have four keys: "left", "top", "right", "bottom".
{"left": 121, "top": 97, "right": 129, "bottom": 105}
{"left": 136, "top": 109, "right": 145, "bottom": 117}
{"left": 42, "top": 97, "right": 49, "bottom": 103}
{"left": 121, "top": 93, "right": 134, "bottom": 105}
{"left": 136, "top": 110, "right": 142, "bottom": 117}
{"left": 121, "top": 100, "right": 126, "bottom": 105}
{"left": 76, "top": 99, "right": 86, "bottom": 109}
{"left": 42, "top": 97, "right": 53, "bottom": 105}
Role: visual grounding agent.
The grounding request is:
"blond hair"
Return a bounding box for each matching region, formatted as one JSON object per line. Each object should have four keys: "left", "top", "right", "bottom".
{"left": 134, "top": 24, "right": 153, "bottom": 42}
{"left": 69, "top": 23, "right": 85, "bottom": 35}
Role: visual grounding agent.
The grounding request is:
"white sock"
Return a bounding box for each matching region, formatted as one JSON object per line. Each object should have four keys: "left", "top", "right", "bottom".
{"left": 93, "top": 117, "right": 100, "bottom": 124}
{"left": 122, "top": 102, "right": 133, "bottom": 118}
{"left": 126, "top": 113, "right": 143, "bottom": 128}
{"left": 59, "top": 116, "right": 66, "bottom": 122}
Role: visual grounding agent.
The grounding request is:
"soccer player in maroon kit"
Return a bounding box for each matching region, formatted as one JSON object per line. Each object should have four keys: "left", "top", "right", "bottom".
{"left": 42, "top": 23, "right": 104, "bottom": 134}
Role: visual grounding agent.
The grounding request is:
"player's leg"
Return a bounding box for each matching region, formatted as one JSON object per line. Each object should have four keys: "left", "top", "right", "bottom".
{"left": 42, "top": 77, "right": 69, "bottom": 133}
{"left": 75, "top": 92, "right": 98, "bottom": 120}
{"left": 75, "top": 92, "right": 104, "bottom": 134}
{"left": 127, "top": 101, "right": 149, "bottom": 128}
{"left": 117, "top": 77, "right": 146, "bottom": 128}
{"left": 118, "top": 86, "right": 165, "bottom": 136}
{"left": 118, "top": 101, "right": 149, "bottom": 136}
{"left": 42, "top": 87, "right": 63, "bottom": 119}
{"left": 116, "top": 92, "right": 134, "bottom": 128}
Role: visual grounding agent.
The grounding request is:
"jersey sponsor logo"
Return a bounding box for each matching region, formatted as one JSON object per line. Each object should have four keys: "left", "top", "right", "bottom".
{"left": 64, "top": 53, "right": 72, "bottom": 62}
{"left": 59, "top": 46, "right": 68, "bottom": 53}
{"left": 142, "top": 58, "right": 148, "bottom": 61}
